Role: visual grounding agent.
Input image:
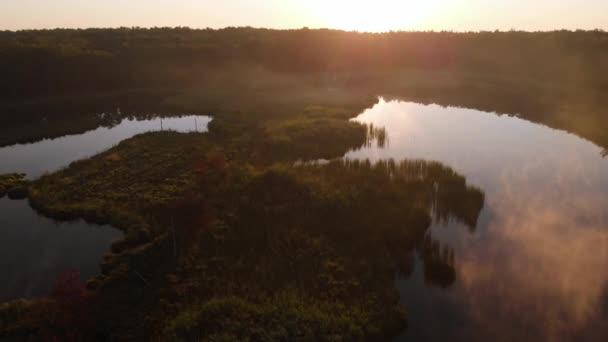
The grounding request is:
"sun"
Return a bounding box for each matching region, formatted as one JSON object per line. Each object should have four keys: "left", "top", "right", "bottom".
{"left": 304, "top": 0, "right": 436, "bottom": 32}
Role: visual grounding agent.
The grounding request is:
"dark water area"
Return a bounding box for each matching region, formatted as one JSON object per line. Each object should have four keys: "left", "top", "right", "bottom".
{"left": 0, "top": 197, "right": 121, "bottom": 302}
{"left": 0, "top": 114, "right": 211, "bottom": 302}
{"left": 346, "top": 99, "right": 608, "bottom": 341}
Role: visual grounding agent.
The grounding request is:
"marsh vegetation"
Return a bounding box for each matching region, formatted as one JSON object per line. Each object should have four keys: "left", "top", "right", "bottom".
{"left": 1, "top": 28, "right": 608, "bottom": 341}
{"left": 2, "top": 132, "right": 484, "bottom": 340}
{"left": 0, "top": 173, "right": 28, "bottom": 199}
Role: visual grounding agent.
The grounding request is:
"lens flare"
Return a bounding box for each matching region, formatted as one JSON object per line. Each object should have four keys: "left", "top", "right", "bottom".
{"left": 304, "top": 0, "right": 437, "bottom": 32}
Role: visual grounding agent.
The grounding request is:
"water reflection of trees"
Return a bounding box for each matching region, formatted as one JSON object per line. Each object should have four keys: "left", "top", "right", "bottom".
{"left": 418, "top": 234, "right": 457, "bottom": 287}
{"left": 365, "top": 123, "right": 389, "bottom": 148}
{"left": 380, "top": 79, "right": 608, "bottom": 153}
{"left": 315, "top": 159, "right": 483, "bottom": 288}
{"left": 183, "top": 158, "right": 485, "bottom": 301}
{"left": 170, "top": 158, "right": 484, "bottom": 337}
{"left": 0, "top": 109, "right": 200, "bottom": 148}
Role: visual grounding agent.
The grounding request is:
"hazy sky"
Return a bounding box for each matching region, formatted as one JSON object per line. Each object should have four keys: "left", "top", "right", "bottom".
{"left": 1, "top": 0, "right": 607, "bottom": 32}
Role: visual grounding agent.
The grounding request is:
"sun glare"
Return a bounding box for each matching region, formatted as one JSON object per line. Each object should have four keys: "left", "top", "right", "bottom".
{"left": 304, "top": 0, "right": 437, "bottom": 32}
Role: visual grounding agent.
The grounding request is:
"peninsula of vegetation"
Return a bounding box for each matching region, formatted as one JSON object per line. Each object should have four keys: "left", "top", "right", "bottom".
{"left": 1, "top": 27, "right": 606, "bottom": 340}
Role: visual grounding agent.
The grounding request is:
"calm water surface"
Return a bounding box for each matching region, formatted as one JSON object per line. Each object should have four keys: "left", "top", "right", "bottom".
{"left": 0, "top": 197, "right": 121, "bottom": 301}
{"left": 0, "top": 114, "right": 211, "bottom": 302}
{"left": 346, "top": 99, "right": 608, "bottom": 341}
{"left": 0, "top": 115, "right": 212, "bottom": 178}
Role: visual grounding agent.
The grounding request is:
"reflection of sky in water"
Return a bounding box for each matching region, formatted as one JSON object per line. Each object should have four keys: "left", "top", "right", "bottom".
{"left": 0, "top": 115, "right": 212, "bottom": 178}
{"left": 0, "top": 114, "right": 210, "bottom": 302}
{"left": 0, "top": 198, "right": 121, "bottom": 302}
{"left": 346, "top": 98, "right": 608, "bottom": 341}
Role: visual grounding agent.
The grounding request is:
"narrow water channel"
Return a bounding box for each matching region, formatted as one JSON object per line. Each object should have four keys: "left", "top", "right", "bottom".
{"left": 0, "top": 114, "right": 212, "bottom": 302}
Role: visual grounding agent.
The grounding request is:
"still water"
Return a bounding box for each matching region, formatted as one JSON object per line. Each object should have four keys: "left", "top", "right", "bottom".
{"left": 346, "top": 99, "right": 608, "bottom": 341}
{"left": 0, "top": 114, "right": 211, "bottom": 302}
{"left": 0, "top": 197, "right": 121, "bottom": 301}
{"left": 0, "top": 115, "right": 212, "bottom": 178}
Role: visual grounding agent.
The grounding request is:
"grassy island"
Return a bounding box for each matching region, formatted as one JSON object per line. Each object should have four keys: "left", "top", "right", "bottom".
{"left": 2, "top": 123, "right": 483, "bottom": 340}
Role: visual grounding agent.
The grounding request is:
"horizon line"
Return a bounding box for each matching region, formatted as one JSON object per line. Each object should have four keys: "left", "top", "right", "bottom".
{"left": 2, "top": 26, "right": 607, "bottom": 34}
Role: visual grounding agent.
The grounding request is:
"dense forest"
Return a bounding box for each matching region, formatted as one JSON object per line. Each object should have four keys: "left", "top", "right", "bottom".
{"left": 1, "top": 28, "right": 608, "bottom": 151}
{"left": 1, "top": 28, "right": 607, "bottom": 99}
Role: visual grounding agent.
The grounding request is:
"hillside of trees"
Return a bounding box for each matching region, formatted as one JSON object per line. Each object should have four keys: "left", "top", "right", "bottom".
{"left": 1, "top": 28, "right": 607, "bottom": 99}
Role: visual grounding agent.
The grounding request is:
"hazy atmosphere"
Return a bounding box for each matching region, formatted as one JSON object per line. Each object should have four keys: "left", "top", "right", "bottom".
{"left": 2, "top": 0, "right": 608, "bottom": 32}
{"left": 1, "top": 1, "right": 608, "bottom": 342}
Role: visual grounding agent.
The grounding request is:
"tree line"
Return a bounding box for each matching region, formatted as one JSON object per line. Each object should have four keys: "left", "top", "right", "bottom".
{"left": 1, "top": 27, "right": 607, "bottom": 99}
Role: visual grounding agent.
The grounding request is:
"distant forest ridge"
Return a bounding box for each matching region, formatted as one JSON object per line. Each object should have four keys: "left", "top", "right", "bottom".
{"left": 1, "top": 27, "right": 607, "bottom": 98}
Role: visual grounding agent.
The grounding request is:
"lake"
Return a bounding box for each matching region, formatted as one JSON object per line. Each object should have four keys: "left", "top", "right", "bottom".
{"left": 0, "top": 197, "right": 121, "bottom": 301}
{"left": 346, "top": 98, "right": 608, "bottom": 341}
{"left": 2, "top": 101, "right": 608, "bottom": 340}
{"left": 0, "top": 114, "right": 212, "bottom": 302}
{"left": 0, "top": 115, "right": 212, "bottom": 178}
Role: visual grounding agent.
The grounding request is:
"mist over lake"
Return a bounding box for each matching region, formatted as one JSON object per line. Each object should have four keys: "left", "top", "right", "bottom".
{"left": 1, "top": 13, "right": 608, "bottom": 342}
